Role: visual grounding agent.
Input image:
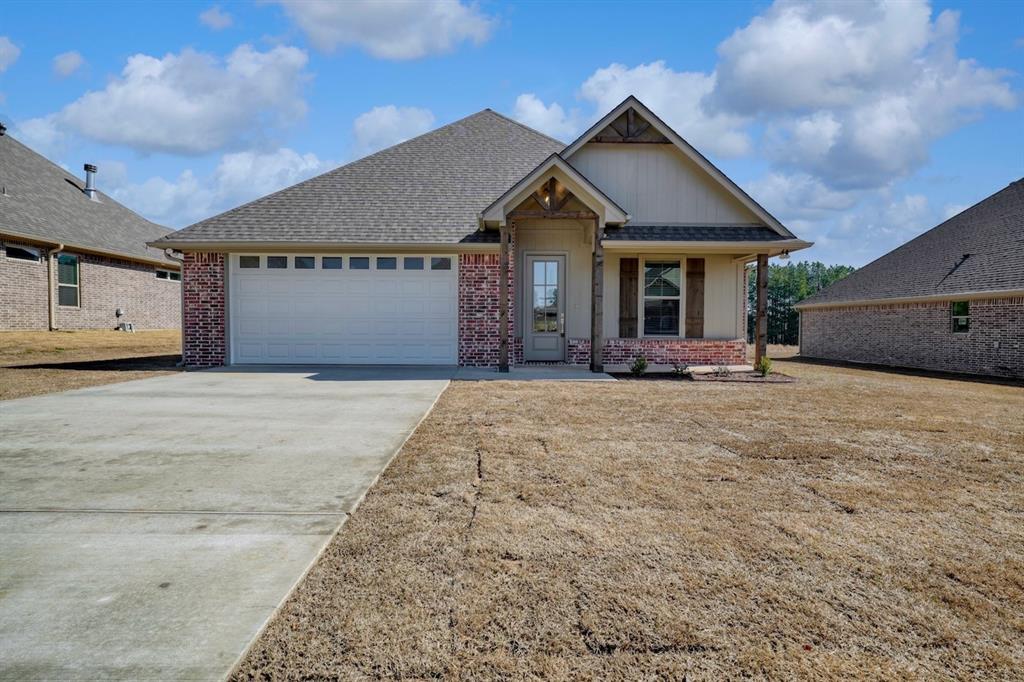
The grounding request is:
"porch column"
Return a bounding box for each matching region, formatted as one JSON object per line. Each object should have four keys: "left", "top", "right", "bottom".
{"left": 590, "top": 217, "right": 604, "bottom": 372}
{"left": 754, "top": 253, "right": 768, "bottom": 367}
{"left": 498, "top": 223, "right": 510, "bottom": 372}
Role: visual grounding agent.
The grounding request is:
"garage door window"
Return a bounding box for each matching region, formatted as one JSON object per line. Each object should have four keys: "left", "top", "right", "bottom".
{"left": 377, "top": 257, "right": 397, "bottom": 270}
{"left": 323, "top": 257, "right": 343, "bottom": 270}
{"left": 350, "top": 257, "right": 369, "bottom": 270}
{"left": 267, "top": 256, "right": 287, "bottom": 269}
{"left": 404, "top": 257, "right": 424, "bottom": 270}
{"left": 431, "top": 257, "right": 452, "bottom": 271}
{"left": 239, "top": 256, "right": 260, "bottom": 268}
{"left": 295, "top": 256, "right": 315, "bottom": 269}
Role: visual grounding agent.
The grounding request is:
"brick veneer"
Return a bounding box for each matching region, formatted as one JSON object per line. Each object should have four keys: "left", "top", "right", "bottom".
{"left": 602, "top": 338, "right": 747, "bottom": 367}
{"left": 567, "top": 338, "right": 591, "bottom": 365}
{"left": 800, "top": 297, "right": 1024, "bottom": 378}
{"left": 458, "top": 232, "right": 515, "bottom": 367}
{"left": 182, "top": 252, "right": 226, "bottom": 368}
{"left": 1, "top": 239, "right": 180, "bottom": 330}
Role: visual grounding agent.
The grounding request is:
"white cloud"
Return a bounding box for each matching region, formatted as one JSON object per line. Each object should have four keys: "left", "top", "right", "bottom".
{"left": 578, "top": 62, "right": 751, "bottom": 157}
{"left": 710, "top": 0, "right": 1016, "bottom": 189}
{"left": 109, "top": 147, "right": 333, "bottom": 227}
{"left": 53, "top": 51, "right": 85, "bottom": 77}
{"left": 511, "top": 94, "right": 579, "bottom": 140}
{"left": 15, "top": 115, "right": 67, "bottom": 157}
{"left": 199, "top": 6, "right": 233, "bottom": 30}
{"left": 46, "top": 44, "right": 308, "bottom": 155}
{"left": 351, "top": 105, "right": 435, "bottom": 157}
{"left": 942, "top": 203, "right": 969, "bottom": 220}
{"left": 0, "top": 36, "right": 20, "bottom": 73}
{"left": 748, "top": 172, "right": 859, "bottom": 222}
{"left": 275, "top": 0, "right": 494, "bottom": 60}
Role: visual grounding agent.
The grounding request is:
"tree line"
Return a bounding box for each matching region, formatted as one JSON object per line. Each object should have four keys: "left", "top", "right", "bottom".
{"left": 746, "top": 261, "right": 856, "bottom": 345}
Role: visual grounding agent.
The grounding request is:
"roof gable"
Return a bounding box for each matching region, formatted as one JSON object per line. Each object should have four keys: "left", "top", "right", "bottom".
{"left": 562, "top": 96, "right": 794, "bottom": 238}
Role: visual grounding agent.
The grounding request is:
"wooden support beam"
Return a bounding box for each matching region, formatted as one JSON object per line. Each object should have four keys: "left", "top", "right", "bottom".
{"left": 591, "top": 217, "right": 604, "bottom": 373}
{"left": 498, "top": 223, "right": 510, "bottom": 373}
{"left": 755, "top": 253, "right": 768, "bottom": 367}
{"left": 507, "top": 210, "right": 598, "bottom": 220}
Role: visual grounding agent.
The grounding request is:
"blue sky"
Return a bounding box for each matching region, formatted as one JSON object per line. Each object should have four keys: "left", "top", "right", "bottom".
{"left": 0, "top": 0, "right": 1020, "bottom": 266}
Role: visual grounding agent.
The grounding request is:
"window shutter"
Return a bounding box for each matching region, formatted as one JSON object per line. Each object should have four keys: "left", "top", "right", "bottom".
{"left": 685, "top": 258, "right": 705, "bottom": 338}
{"left": 619, "top": 258, "right": 638, "bottom": 338}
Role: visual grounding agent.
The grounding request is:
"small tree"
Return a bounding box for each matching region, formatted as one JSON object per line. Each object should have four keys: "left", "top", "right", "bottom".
{"left": 630, "top": 355, "right": 649, "bottom": 376}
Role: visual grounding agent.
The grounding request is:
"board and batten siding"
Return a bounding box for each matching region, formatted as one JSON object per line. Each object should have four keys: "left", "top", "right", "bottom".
{"left": 568, "top": 144, "right": 759, "bottom": 225}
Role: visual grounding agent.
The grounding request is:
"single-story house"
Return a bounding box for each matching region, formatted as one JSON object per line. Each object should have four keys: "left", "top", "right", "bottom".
{"left": 797, "top": 179, "right": 1023, "bottom": 379}
{"left": 151, "top": 96, "right": 811, "bottom": 371}
{"left": 0, "top": 126, "right": 181, "bottom": 331}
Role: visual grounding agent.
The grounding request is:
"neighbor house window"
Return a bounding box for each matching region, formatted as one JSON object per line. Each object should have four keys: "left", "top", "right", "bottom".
{"left": 322, "top": 257, "right": 343, "bottom": 270}
{"left": 57, "top": 253, "right": 79, "bottom": 307}
{"left": 156, "top": 269, "right": 180, "bottom": 281}
{"left": 951, "top": 301, "right": 970, "bottom": 333}
{"left": 267, "top": 256, "right": 288, "bottom": 269}
{"left": 431, "top": 257, "right": 452, "bottom": 271}
{"left": 239, "top": 256, "right": 260, "bottom": 268}
{"left": 350, "top": 257, "right": 370, "bottom": 270}
{"left": 295, "top": 256, "right": 315, "bottom": 269}
{"left": 643, "top": 260, "right": 681, "bottom": 336}
{"left": 6, "top": 244, "right": 41, "bottom": 262}
{"left": 404, "top": 257, "right": 424, "bottom": 270}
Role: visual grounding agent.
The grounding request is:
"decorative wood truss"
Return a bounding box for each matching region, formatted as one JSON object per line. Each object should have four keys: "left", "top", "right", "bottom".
{"left": 591, "top": 108, "right": 670, "bottom": 144}
{"left": 507, "top": 177, "right": 598, "bottom": 221}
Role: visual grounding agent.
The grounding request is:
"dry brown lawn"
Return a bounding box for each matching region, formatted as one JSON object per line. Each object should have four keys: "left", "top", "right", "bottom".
{"left": 0, "top": 329, "right": 181, "bottom": 400}
{"left": 234, "top": 358, "right": 1024, "bottom": 680}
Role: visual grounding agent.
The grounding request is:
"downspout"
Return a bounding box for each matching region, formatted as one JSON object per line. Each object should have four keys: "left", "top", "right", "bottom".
{"left": 47, "top": 243, "right": 65, "bottom": 331}
{"left": 163, "top": 249, "right": 186, "bottom": 367}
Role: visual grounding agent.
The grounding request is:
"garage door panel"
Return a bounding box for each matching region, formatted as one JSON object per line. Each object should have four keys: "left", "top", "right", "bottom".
{"left": 229, "top": 254, "right": 457, "bottom": 364}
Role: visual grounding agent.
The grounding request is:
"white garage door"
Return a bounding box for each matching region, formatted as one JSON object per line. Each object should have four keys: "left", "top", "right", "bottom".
{"left": 228, "top": 254, "right": 458, "bottom": 364}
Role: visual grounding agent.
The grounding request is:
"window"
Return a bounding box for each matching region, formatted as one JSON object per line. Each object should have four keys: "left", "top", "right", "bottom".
{"left": 295, "top": 256, "right": 315, "bottom": 269}
{"left": 431, "top": 256, "right": 452, "bottom": 271}
{"left": 404, "top": 256, "right": 424, "bottom": 270}
{"left": 951, "top": 301, "right": 969, "bottom": 333}
{"left": 267, "top": 256, "right": 288, "bottom": 269}
{"left": 6, "top": 244, "right": 41, "bottom": 262}
{"left": 350, "top": 257, "right": 369, "bottom": 270}
{"left": 156, "top": 269, "right": 180, "bottom": 281}
{"left": 376, "top": 256, "right": 397, "bottom": 270}
{"left": 57, "top": 253, "right": 79, "bottom": 307}
{"left": 239, "top": 256, "right": 260, "bottom": 269}
{"left": 322, "top": 257, "right": 343, "bottom": 270}
{"left": 643, "top": 261, "right": 681, "bottom": 336}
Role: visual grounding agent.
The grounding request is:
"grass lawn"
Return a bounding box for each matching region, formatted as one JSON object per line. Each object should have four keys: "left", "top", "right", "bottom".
{"left": 234, "top": 357, "right": 1024, "bottom": 680}
{"left": 0, "top": 329, "right": 181, "bottom": 400}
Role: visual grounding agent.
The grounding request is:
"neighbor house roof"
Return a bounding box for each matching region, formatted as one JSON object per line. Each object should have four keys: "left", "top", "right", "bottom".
{"left": 797, "top": 179, "right": 1024, "bottom": 309}
{"left": 152, "top": 110, "right": 565, "bottom": 248}
{"left": 0, "top": 133, "right": 177, "bottom": 266}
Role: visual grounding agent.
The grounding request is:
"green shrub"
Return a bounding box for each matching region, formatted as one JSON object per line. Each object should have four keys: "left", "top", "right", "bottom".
{"left": 755, "top": 356, "right": 773, "bottom": 377}
{"left": 630, "top": 355, "right": 649, "bottom": 376}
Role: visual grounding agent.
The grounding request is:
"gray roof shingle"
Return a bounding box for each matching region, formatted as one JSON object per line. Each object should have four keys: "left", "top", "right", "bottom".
{"left": 603, "top": 224, "right": 789, "bottom": 242}
{"left": 154, "top": 109, "right": 565, "bottom": 246}
{"left": 0, "top": 133, "right": 176, "bottom": 264}
{"left": 799, "top": 179, "right": 1024, "bottom": 306}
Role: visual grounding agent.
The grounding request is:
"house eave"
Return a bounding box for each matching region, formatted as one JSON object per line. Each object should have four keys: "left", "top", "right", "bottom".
{"left": 602, "top": 239, "right": 812, "bottom": 255}
{"left": 2, "top": 228, "right": 179, "bottom": 268}
{"left": 795, "top": 288, "right": 1024, "bottom": 310}
{"left": 147, "top": 239, "right": 502, "bottom": 253}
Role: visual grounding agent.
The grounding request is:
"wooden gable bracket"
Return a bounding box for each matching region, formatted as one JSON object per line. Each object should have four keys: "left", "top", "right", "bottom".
{"left": 592, "top": 108, "right": 665, "bottom": 144}
{"left": 515, "top": 177, "right": 594, "bottom": 220}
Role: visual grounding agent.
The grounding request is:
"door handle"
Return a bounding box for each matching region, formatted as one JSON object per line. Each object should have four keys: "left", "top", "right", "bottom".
{"left": 560, "top": 312, "right": 565, "bottom": 337}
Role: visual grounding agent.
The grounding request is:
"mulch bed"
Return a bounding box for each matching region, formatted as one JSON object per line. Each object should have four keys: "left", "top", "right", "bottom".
{"left": 611, "top": 371, "right": 795, "bottom": 383}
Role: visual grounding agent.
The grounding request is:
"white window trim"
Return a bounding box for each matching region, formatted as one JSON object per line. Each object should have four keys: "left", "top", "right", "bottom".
{"left": 638, "top": 255, "right": 686, "bottom": 339}
{"left": 156, "top": 268, "right": 181, "bottom": 281}
{"left": 57, "top": 253, "right": 80, "bottom": 308}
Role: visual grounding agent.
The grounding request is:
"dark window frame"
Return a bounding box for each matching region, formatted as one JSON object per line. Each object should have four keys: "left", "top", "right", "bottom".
{"left": 951, "top": 301, "right": 970, "bottom": 333}
{"left": 642, "top": 260, "right": 682, "bottom": 336}
{"left": 6, "top": 244, "right": 42, "bottom": 262}
{"left": 239, "top": 256, "right": 260, "bottom": 269}
{"left": 403, "top": 256, "right": 424, "bottom": 270}
{"left": 350, "top": 257, "right": 370, "bottom": 270}
{"left": 57, "top": 253, "right": 80, "bottom": 307}
{"left": 267, "top": 256, "right": 288, "bottom": 269}
{"left": 322, "top": 257, "right": 343, "bottom": 270}
{"left": 376, "top": 256, "right": 397, "bottom": 270}
{"left": 294, "top": 256, "right": 316, "bottom": 270}
{"left": 430, "top": 256, "right": 452, "bottom": 271}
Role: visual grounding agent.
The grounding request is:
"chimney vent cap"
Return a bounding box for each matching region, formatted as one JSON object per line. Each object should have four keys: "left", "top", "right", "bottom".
{"left": 84, "top": 163, "right": 97, "bottom": 173}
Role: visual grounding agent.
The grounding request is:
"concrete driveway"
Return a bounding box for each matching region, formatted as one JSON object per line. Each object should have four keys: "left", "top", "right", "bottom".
{"left": 0, "top": 367, "right": 449, "bottom": 680}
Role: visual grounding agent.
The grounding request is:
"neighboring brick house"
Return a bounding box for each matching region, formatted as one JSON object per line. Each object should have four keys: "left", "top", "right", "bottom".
{"left": 0, "top": 127, "right": 180, "bottom": 331}
{"left": 151, "top": 96, "right": 811, "bottom": 371}
{"left": 797, "top": 180, "right": 1024, "bottom": 379}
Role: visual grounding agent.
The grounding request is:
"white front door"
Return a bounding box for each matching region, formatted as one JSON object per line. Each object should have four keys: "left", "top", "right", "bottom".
{"left": 523, "top": 255, "right": 566, "bottom": 362}
{"left": 228, "top": 254, "right": 457, "bottom": 364}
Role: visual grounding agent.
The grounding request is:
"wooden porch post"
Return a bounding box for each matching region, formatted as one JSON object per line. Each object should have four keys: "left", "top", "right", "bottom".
{"left": 755, "top": 253, "right": 768, "bottom": 367}
{"left": 590, "top": 217, "right": 604, "bottom": 373}
{"left": 498, "top": 223, "right": 510, "bottom": 373}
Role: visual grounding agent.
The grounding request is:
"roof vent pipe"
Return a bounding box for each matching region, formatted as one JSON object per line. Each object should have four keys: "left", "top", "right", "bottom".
{"left": 83, "top": 164, "right": 98, "bottom": 201}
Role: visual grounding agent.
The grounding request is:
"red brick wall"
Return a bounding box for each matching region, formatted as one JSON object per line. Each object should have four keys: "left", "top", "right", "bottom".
{"left": 1, "top": 239, "right": 180, "bottom": 331}
{"left": 567, "top": 338, "right": 591, "bottom": 365}
{"left": 0, "top": 239, "right": 49, "bottom": 330}
{"left": 801, "top": 297, "right": 1024, "bottom": 378}
{"left": 182, "top": 252, "right": 226, "bottom": 368}
{"left": 458, "top": 234, "right": 515, "bottom": 367}
{"left": 602, "top": 338, "right": 747, "bottom": 367}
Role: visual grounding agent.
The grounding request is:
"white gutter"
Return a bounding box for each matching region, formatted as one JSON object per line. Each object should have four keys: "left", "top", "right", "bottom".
{"left": 146, "top": 240, "right": 501, "bottom": 252}
{"left": 795, "top": 288, "right": 1024, "bottom": 310}
{"left": 2, "top": 229, "right": 179, "bottom": 268}
{"left": 601, "top": 239, "right": 813, "bottom": 253}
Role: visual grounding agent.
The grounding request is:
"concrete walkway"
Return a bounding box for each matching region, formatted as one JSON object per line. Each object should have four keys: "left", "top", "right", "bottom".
{"left": 0, "top": 368, "right": 448, "bottom": 680}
